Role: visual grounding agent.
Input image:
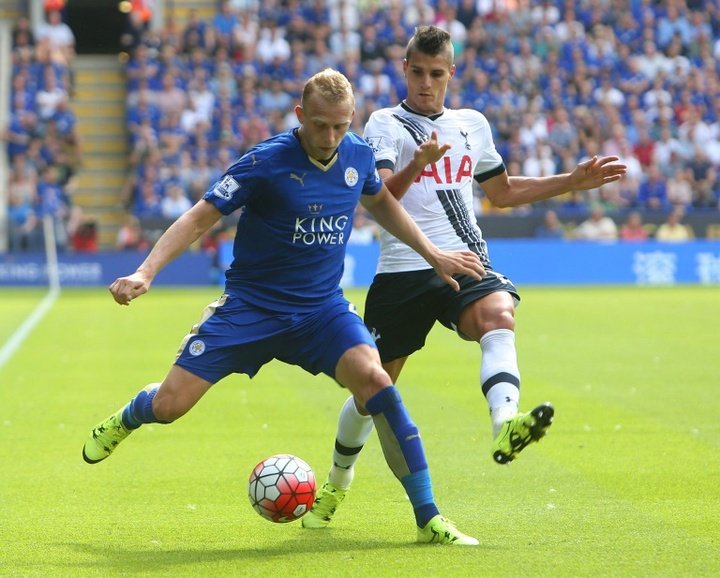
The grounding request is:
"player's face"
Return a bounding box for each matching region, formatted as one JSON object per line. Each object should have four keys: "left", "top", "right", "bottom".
{"left": 296, "top": 92, "right": 355, "bottom": 161}
{"left": 403, "top": 49, "right": 455, "bottom": 115}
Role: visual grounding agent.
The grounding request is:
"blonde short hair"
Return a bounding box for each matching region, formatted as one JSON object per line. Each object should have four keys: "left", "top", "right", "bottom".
{"left": 301, "top": 68, "right": 355, "bottom": 108}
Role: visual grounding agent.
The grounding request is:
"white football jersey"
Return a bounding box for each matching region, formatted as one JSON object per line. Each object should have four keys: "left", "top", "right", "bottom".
{"left": 364, "top": 103, "right": 504, "bottom": 273}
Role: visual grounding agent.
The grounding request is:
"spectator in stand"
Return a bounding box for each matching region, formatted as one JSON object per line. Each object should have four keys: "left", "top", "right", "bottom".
{"left": 535, "top": 209, "right": 566, "bottom": 240}
{"left": 635, "top": 39, "right": 669, "bottom": 80}
{"left": 121, "top": 6, "right": 150, "bottom": 53}
{"left": 36, "top": 163, "right": 71, "bottom": 251}
{"left": 35, "top": 9, "right": 75, "bottom": 66}
{"left": 259, "top": 77, "right": 293, "bottom": 114}
{"left": 125, "top": 44, "right": 160, "bottom": 94}
{"left": 633, "top": 128, "right": 656, "bottom": 169}
{"left": 619, "top": 211, "right": 649, "bottom": 242}
{"left": 636, "top": 164, "right": 670, "bottom": 211}
{"left": 594, "top": 73, "right": 626, "bottom": 109}
{"left": 655, "top": 209, "right": 694, "bottom": 242}
{"left": 653, "top": 127, "right": 685, "bottom": 176}
{"left": 10, "top": 69, "right": 36, "bottom": 114}
{"left": 161, "top": 184, "right": 193, "bottom": 221}
{"left": 36, "top": 66, "right": 68, "bottom": 122}
{"left": 4, "top": 110, "right": 37, "bottom": 160}
{"left": 7, "top": 187, "right": 42, "bottom": 251}
{"left": 347, "top": 206, "right": 379, "bottom": 245}
{"left": 523, "top": 144, "right": 556, "bottom": 178}
{"left": 255, "top": 22, "right": 292, "bottom": 67}
{"left": 11, "top": 16, "right": 35, "bottom": 51}
{"left": 666, "top": 166, "right": 694, "bottom": 210}
{"left": 692, "top": 166, "right": 719, "bottom": 210}
{"left": 116, "top": 214, "right": 148, "bottom": 251}
{"left": 547, "top": 107, "right": 579, "bottom": 166}
{"left": 656, "top": 3, "right": 692, "bottom": 50}
{"left": 181, "top": 9, "right": 209, "bottom": 53}
{"left": 155, "top": 72, "right": 187, "bottom": 116}
{"left": 329, "top": 20, "right": 362, "bottom": 59}
{"left": 211, "top": 0, "right": 239, "bottom": 51}
{"left": 133, "top": 180, "right": 163, "bottom": 220}
{"left": 573, "top": 205, "right": 618, "bottom": 241}
{"left": 71, "top": 219, "right": 98, "bottom": 253}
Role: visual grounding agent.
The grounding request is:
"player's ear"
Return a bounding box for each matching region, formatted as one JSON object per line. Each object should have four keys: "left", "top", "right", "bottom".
{"left": 449, "top": 64, "right": 456, "bottom": 79}
{"left": 402, "top": 59, "right": 408, "bottom": 75}
{"left": 295, "top": 104, "right": 304, "bottom": 124}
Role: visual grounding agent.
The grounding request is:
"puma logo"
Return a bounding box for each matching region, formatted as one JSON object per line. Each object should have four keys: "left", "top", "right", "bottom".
{"left": 290, "top": 172, "right": 306, "bottom": 186}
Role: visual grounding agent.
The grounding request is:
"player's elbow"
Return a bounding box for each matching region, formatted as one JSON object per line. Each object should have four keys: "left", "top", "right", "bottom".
{"left": 486, "top": 193, "right": 513, "bottom": 209}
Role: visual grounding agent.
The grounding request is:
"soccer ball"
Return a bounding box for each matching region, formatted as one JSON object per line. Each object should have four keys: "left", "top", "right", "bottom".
{"left": 248, "top": 454, "right": 316, "bottom": 523}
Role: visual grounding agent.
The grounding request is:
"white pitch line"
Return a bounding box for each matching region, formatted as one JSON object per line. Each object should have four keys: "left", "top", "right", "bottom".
{"left": 0, "top": 287, "right": 60, "bottom": 369}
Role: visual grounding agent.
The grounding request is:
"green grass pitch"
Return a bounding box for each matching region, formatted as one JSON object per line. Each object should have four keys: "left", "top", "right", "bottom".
{"left": 1, "top": 285, "right": 718, "bottom": 577}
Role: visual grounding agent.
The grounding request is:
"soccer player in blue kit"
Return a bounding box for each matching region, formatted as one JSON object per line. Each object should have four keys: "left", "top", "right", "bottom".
{"left": 82, "top": 69, "right": 485, "bottom": 545}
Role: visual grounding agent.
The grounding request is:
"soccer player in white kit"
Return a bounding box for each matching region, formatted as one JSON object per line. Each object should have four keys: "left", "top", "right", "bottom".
{"left": 303, "top": 26, "right": 626, "bottom": 529}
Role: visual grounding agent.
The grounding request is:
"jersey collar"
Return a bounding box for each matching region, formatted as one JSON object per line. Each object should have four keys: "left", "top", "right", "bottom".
{"left": 293, "top": 127, "right": 339, "bottom": 171}
{"left": 400, "top": 101, "right": 445, "bottom": 121}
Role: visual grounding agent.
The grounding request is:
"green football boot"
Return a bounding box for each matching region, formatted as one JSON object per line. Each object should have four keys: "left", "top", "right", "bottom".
{"left": 301, "top": 480, "right": 348, "bottom": 528}
{"left": 417, "top": 515, "right": 479, "bottom": 546}
{"left": 82, "top": 408, "right": 132, "bottom": 464}
{"left": 492, "top": 402, "right": 554, "bottom": 464}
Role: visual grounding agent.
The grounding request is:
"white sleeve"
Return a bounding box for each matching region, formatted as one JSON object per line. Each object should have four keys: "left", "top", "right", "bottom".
{"left": 472, "top": 113, "right": 504, "bottom": 177}
{"left": 363, "top": 110, "right": 400, "bottom": 167}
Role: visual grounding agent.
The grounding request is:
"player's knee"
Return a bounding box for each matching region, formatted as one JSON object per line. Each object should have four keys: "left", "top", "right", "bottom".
{"left": 476, "top": 309, "right": 515, "bottom": 335}
{"left": 355, "top": 363, "right": 393, "bottom": 408}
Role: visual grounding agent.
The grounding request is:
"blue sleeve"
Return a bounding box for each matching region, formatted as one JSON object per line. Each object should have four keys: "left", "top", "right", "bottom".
{"left": 202, "top": 155, "right": 256, "bottom": 215}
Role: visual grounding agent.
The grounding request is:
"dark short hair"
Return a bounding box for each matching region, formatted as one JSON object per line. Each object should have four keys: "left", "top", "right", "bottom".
{"left": 406, "top": 25, "right": 453, "bottom": 61}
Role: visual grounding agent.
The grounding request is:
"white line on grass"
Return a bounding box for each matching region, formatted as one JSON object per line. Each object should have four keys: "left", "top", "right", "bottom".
{"left": 0, "top": 287, "right": 60, "bottom": 369}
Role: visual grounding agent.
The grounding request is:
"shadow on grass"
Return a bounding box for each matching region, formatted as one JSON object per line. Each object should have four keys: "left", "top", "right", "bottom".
{"left": 57, "top": 530, "right": 430, "bottom": 573}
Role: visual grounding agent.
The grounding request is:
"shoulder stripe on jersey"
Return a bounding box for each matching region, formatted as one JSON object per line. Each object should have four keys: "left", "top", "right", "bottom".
{"left": 391, "top": 113, "right": 429, "bottom": 146}
{"left": 474, "top": 163, "right": 505, "bottom": 184}
{"left": 437, "top": 188, "right": 489, "bottom": 264}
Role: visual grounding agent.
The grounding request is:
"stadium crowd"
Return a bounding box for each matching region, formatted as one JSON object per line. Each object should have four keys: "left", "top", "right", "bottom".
{"left": 3, "top": 8, "right": 84, "bottom": 252}
{"left": 3, "top": 0, "right": 720, "bottom": 251}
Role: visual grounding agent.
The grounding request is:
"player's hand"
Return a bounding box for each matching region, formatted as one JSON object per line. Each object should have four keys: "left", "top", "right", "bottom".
{"left": 569, "top": 155, "right": 627, "bottom": 190}
{"left": 412, "top": 130, "right": 451, "bottom": 169}
{"left": 109, "top": 272, "right": 151, "bottom": 305}
{"left": 431, "top": 249, "right": 485, "bottom": 292}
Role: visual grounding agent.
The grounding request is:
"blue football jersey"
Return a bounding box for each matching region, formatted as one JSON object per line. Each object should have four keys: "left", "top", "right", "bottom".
{"left": 203, "top": 129, "right": 382, "bottom": 311}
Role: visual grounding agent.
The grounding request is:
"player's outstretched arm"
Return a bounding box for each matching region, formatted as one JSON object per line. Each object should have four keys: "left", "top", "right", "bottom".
{"left": 109, "top": 200, "right": 222, "bottom": 305}
{"left": 484, "top": 155, "right": 628, "bottom": 209}
{"left": 361, "top": 186, "right": 484, "bottom": 291}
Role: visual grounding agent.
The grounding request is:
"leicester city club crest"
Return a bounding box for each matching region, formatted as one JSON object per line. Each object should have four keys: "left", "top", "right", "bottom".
{"left": 344, "top": 167, "right": 359, "bottom": 187}
{"left": 189, "top": 340, "right": 206, "bottom": 356}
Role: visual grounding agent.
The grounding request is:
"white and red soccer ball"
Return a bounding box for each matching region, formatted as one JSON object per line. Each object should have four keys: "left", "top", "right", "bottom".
{"left": 248, "top": 454, "right": 316, "bottom": 523}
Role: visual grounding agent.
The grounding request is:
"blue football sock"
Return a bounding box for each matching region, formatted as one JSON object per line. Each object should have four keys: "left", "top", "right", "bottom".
{"left": 121, "top": 386, "right": 160, "bottom": 430}
{"left": 365, "top": 386, "right": 439, "bottom": 527}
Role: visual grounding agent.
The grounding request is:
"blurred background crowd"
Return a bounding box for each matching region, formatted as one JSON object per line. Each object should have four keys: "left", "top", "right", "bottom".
{"left": 3, "top": 0, "right": 720, "bottom": 253}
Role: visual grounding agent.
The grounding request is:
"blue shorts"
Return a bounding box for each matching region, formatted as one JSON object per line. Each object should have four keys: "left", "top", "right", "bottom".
{"left": 174, "top": 293, "right": 376, "bottom": 384}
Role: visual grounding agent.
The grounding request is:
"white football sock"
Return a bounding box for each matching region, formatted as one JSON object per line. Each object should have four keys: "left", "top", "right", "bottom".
{"left": 480, "top": 329, "right": 521, "bottom": 437}
{"left": 328, "top": 395, "right": 374, "bottom": 489}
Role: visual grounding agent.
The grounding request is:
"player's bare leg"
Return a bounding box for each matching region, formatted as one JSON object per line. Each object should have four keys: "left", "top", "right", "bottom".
{"left": 82, "top": 365, "right": 212, "bottom": 463}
